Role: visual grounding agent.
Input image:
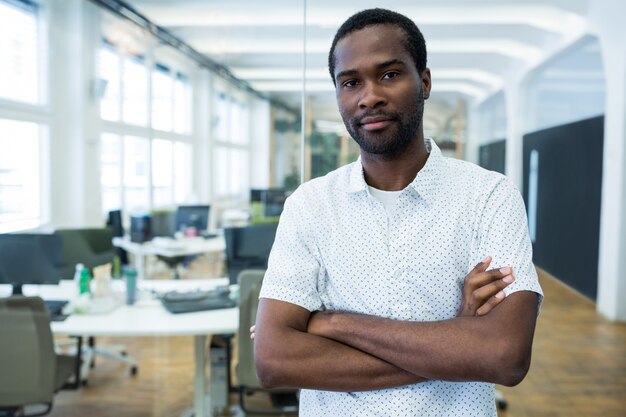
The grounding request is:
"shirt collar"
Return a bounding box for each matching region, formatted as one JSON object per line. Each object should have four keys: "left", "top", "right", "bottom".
{"left": 347, "top": 138, "right": 444, "bottom": 202}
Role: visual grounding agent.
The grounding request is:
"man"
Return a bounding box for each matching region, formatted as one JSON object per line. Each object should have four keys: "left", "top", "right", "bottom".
{"left": 254, "top": 8, "right": 543, "bottom": 417}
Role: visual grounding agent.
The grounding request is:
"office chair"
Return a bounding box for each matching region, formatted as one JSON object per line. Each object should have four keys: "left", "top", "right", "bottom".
{"left": 0, "top": 297, "right": 77, "bottom": 417}
{"left": 224, "top": 224, "right": 278, "bottom": 285}
{"left": 236, "top": 269, "right": 299, "bottom": 415}
{"left": 53, "top": 228, "right": 138, "bottom": 383}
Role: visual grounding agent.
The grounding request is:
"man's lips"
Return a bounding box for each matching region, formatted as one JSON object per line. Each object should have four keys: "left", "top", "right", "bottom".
{"left": 359, "top": 116, "right": 394, "bottom": 131}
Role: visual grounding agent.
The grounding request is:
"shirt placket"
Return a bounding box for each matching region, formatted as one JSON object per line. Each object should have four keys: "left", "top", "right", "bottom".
{"left": 388, "top": 193, "right": 412, "bottom": 319}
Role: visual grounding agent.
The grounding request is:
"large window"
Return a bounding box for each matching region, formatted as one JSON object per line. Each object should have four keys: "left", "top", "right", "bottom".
{"left": 0, "top": 119, "right": 44, "bottom": 232}
{"left": 98, "top": 45, "right": 121, "bottom": 121}
{"left": 0, "top": 0, "right": 40, "bottom": 104}
{"left": 100, "top": 133, "right": 150, "bottom": 215}
{"left": 122, "top": 55, "right": 148, "bottom": 126}
{"left": 100, "top": 133, "right": 123, "bottom": 214}
{"left": 152, "top": 65, "right": 192, "bottom": 133}
{"left": 98, "top": 40, "right": 194, "bottom": 215}
{"left": 0, "top": 0, "right": 47, "bottom": 232}
{"left": 213, "top": 91, "right": 251, "bottom": 200}
{"left": 152, "top": 138, "right": 192, "bottom": 207}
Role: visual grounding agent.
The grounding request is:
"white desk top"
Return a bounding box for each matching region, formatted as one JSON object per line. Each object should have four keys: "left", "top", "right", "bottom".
{"left": 113, "top": 235, "right": 226, "bottom": 258}
{"left": 0, "top": 279, "right": 238, "bottom": 337}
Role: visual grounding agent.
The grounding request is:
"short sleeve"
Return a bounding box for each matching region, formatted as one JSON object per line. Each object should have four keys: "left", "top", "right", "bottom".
{"left": 470, "top": 177, "right": 544, "bottom": 308}
{"left": 259, "top": 187, "right": 324, "bottom": 311}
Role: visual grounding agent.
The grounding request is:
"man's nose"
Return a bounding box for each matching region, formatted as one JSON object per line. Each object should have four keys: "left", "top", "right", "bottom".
{"left": 358, "top": 82, "right": 387, "bottom": 109}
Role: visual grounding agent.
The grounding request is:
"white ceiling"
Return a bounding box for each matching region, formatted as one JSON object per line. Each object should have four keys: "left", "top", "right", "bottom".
{"left": 124, "top": 0, "right": 591, "bottom": 113}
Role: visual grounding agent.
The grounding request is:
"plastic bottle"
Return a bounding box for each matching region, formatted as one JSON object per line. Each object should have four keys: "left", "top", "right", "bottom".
{"left": 123, "top": 266, "right": 138, "bottom": 305}
{"left": 74, "top": 263, "right": 85, "bottom": 295}
{"left": 112, "top": 255, "right": 121, "bottom": 279}
{"left": 79, "top": 267, "right": 92, "bottom": 295}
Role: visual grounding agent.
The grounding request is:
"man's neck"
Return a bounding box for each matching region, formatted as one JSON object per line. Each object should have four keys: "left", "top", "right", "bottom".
{"left": 360, "top": 137, "right": 429, "bottom": 191}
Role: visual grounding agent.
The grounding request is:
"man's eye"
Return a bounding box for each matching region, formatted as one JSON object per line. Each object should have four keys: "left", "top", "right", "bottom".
{"left": 383, "top": 71, "right": 399, "bottom": 80}
{"left": 342, "top": 80, "right": 358, "bottom": 88}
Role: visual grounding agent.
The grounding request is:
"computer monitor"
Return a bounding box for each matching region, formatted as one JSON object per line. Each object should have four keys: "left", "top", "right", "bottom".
{"left": 0, "top": 233, "right": 63, "bottom": 295}
{"left": 224, "top": 223, "right": 278, "bottom": 284}
{"left": 176, "top": 205, "right": 210, "bottom": 233}
{"left": 107, "top": 209, "right": 124, "bottom": 237}
{"left": 262, "top": 189, "right": 287, "bottom": 217}
{"left": 250, "top": 189, "right": 287, "bottom": 218}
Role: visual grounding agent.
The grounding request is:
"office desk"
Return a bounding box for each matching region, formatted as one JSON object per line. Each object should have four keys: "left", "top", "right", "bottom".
{"left": 1, "top": 279, "right": 238, "bottom": 417}
{"left": 113, "top": 235, "right": 226, "bottom": 280}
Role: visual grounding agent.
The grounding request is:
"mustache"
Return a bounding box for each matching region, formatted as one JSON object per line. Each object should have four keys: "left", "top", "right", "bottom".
{"left": 352, "top": 111, "right": 400, "bottom": 125}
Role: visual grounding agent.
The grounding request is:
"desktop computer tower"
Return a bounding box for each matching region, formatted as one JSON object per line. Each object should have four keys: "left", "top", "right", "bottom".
{"left": 130, "top": 215, "right": 152, "bottom": 243}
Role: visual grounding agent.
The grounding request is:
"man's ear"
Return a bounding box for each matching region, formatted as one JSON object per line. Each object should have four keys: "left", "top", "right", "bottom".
{"left": 421, "top": 68, "right": 432, "bottom": 100}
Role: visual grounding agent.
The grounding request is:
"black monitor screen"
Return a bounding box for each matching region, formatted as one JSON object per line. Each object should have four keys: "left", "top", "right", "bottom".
{"left": 250, "top": 189, "right": 263, "bottom": 203}
{"left": 262, "top": 189, "right": 287, "bottom": 217}
{"left": 107, "top": 209, "right": 124, "bottom": 237}
{"left": 0, "top": 233, "right": 63, "bottom": 295}
{"left": 250, "top": 189, "right": 287, "bottom": 217}
{"left": 176, "top": 205, "right": 210, "bottom": 232}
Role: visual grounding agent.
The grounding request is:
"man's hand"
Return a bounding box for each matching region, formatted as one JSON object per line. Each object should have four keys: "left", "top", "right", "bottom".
{"left": 458, "top": 256, "right": 515, "bottom": 317}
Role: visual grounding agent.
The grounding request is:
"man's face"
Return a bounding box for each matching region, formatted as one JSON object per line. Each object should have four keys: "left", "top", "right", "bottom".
{"left": 333, "top": 24, "right": 431, "bottom": 157}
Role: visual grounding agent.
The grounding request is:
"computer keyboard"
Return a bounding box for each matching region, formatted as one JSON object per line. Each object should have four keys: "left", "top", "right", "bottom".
{"left": 160, "top": 287, "right": 236, "bottom": 314}
{"left": 45, "top": 299, "right": 69, "bottom": 322}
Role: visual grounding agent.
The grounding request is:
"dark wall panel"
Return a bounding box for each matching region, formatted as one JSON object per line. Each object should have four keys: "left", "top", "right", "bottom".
{"left": 479, "top": 139, "right": 506, "bottom": 174}
{"left": 522, "top": 116, "right": 604, "bottom": 300}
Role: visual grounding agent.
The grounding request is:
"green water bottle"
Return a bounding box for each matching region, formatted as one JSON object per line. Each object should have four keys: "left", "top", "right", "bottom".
{"left": 79, "top": 268, "right": 91, "bottom": 295}
{"left": 112, "top": 255, "right": 121, "bottom": 279}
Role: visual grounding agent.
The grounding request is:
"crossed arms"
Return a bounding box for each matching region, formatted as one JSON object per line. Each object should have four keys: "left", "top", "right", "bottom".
{"left": 253, "top": 258, "right": 539, "bottom": 392}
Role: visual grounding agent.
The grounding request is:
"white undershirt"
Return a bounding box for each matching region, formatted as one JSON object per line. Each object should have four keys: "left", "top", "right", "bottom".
{"left": 368, "top": 186, "right": 402, "bottom": 218}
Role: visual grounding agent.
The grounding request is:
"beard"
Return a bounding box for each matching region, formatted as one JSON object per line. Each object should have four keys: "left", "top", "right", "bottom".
{"left": 343, "top": 87, "right": 424, "bottom": 157}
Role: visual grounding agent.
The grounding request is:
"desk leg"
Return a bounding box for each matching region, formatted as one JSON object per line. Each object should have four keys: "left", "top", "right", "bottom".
{"left": 136, "top": 251, "right": 146, "bottom": 280}
{"left": 194, "top": 335, "right": 208, "bottom": 417}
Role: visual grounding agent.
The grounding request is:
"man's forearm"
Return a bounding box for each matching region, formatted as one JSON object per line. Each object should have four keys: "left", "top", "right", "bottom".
{"left": 309, "top": 291, "right": 538, "bottom": 386}
{"left": 254, "top": 300, "right": 428, "bottom": 391}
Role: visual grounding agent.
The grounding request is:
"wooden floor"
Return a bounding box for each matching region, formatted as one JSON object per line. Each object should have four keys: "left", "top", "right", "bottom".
{"left": 48, "top": 268, "right": 626, "bottom": 417}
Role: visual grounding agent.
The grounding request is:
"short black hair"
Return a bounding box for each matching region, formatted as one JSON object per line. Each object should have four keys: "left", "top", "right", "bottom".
{"left": 328, "top": 8, "right": 427, "bottom": 85}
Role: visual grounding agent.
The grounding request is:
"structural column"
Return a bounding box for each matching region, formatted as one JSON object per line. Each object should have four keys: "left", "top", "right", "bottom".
{"left": 503, "top": 78, "right": 525, "bottom": 190}
{"left": 589, "top": 0, "right": 626, "bottom": 321}
{"left": 48, "top": 0, "right": 101, "bottom": 227}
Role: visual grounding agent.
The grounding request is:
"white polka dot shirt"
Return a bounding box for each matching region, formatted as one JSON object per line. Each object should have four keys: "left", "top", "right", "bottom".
{"left": 260, "top": 138, "right": 544, "bottom": 417}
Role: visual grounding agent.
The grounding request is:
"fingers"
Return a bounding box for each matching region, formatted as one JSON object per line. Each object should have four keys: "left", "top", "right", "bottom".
{"left": 470, "top": 256, "right": 492, "bottom": 274}
{"left": 459, "top": 258, "right": 516, "bottom": 317}
{"left": 471, "top": 273, "right": 514, "bottom": 302}
{"left": 465, "top": 265, "right": 512, "bottom": 289}
{"left": 249, "top": 324, "right": 256, "bottom": 340}
{"left": 476, "top": 290, "right": 507, "bottom": 316}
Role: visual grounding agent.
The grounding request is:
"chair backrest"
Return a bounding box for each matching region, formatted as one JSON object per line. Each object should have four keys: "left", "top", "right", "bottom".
{"left": 224, "top": 224, "right": 278, "bottom": 285}
{"left": 53, "top": 228, "right": 114, "bottom": 279}
{"left": 237, "top": 269, "right": 266, "bottom": 389}
{"left": 0, "top": 296, "right": 56, "bottom": 408}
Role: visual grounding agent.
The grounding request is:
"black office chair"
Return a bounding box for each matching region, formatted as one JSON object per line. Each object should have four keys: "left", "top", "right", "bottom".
{"left": 0, "top": 297, "right": 78, "bottom": 417}
{"left": 224, "top": 224, "right": 278, "bottom": 285}
{"left": 236, "top": 270, "right": 298, "bottom": 415}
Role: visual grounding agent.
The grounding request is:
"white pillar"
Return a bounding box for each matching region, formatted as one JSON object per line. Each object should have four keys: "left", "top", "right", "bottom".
{"left": 503, "top": 80, "right": 525, "bottom": 189}
{"left": 589, "top": 0, "right": 626, "bottom": 321}
{"left": 465, "top": 105, "right": 480, "bottom": 165}
{"left": 249, "top": 98, "right": 271, "bottom": 188}
{"left": 193, "top": 69, "right": 213, "bottom": 224}
{"left": 48, "top": 0, "right": 86, "bottom": 227}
